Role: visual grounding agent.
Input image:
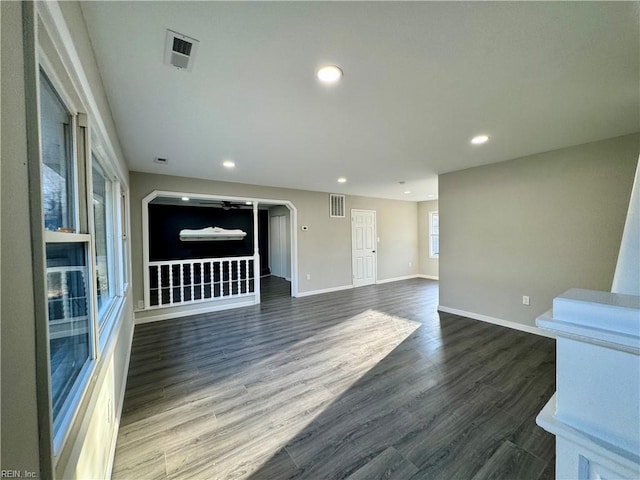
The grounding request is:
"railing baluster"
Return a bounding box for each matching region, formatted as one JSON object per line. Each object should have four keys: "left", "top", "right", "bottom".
{"left": 245, "top": 260, "right": 249, "bottom": 294}
{"left": 190, "top": 263, "right": 195, "bottom": 301}
{"left": 227, "top": 261, "right": 232, "bottom": 296}
{"left": 156, "top": 266, "right": 161, "bottom": 306}
{"left": 179, "top": 263, "right": 184, "bottom": 303}
{"left": 236, "top": 260, "right": 241, "bottom": 294}
{"left": 168, "top": 265, "right": 174, "bottom": 305}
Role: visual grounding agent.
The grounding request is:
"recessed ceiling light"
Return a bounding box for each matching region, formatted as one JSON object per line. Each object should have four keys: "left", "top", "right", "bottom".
{"left": 337, "top": 177, "right": 347, "bottom": 183}
{"left": 245, "top": 201, "right": 252, "bottom": 205}
{"left": 403, "top": 191, "right": 411, "bottom": 195}
{"left": 181, "top": 196, "right": 190, "bottom": 201}
{"left": 427, "top": 194, "right": 435, "bottom": 198}
{"left": 471, "top": 135, "right": 489, "bottom": 145}
{"left": 317, "top": 65, "right": 343, "bottom": 84}
{"left": 222, "top": 160, "right": 235, "bottom": 168}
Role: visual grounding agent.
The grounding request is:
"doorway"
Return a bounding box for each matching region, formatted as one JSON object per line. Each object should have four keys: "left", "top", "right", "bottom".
{"left": 269, "top": 214, "right": 288, "bottom": 279}
{"left": 351, "top": 209, "right": 377, "bottom": 287}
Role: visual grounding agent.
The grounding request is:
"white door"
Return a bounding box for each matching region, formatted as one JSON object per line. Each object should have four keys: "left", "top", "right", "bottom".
{"left": 351, "top": 210, "right": 377, "bottom": 287}
{"left": 269, "top": 215, "right": 287, "bottom": 278}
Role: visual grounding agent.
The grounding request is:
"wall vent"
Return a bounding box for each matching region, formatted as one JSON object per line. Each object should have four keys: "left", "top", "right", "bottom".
{"left": 329, "top": 194, "right": 345, "bottom": 218}
{"left": 164, "top": 30, "right": 199, "bottom": 71}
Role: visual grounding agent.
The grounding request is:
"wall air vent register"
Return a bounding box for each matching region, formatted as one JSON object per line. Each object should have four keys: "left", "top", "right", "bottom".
{"left": 329, "top": 194, "right": 346, "bottom": 218}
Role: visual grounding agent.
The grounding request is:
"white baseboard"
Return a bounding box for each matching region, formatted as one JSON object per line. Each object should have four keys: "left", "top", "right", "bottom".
{"left": 377, "top": 275, "right": 419, "bottom": 284}
{"left": 377, "top": 274, "right": 438, "bottom": 284}
{"left": 416, "top": 274, "right": 439, "bottom": 281}
{"left": 296, "top": 284, "right": 354, "bottom": 297}
{"left": 438, "top": 305, "right": 556, "bottom": 339}
{"left": 135, "top": 299, "right": 256, "bottom": 325}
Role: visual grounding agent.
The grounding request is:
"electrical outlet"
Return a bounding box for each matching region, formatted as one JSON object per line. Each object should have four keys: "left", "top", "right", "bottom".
{"left": 137, "top": 300, "right": 144, "bottom": 310}
{"left": 306, "top": 274, "right": 311, "bottom": 280}
{"left": 522, "top": 295, "right": 530, "bottom": 306}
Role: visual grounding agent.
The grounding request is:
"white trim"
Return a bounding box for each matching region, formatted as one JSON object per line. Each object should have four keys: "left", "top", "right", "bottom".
{"left": 134, "top": 299, "right": 256, "bottom": 325}
{"left": 416, "top": 274, "right": 439, "bottom": 280}
{"left": 537, "top": 394, "right": 640, "bottom": 477}
{"left": 377, "top": 275, "right": 421, "bottom": 284}
{"left": 351, "top": 209, "right": 377, "bottom": 287}
{"left": 296, "top": 284, "right": 354, "bottom": 298}
{"left": 141, "top": 190, "right": 299, "bottom": 307}
{"left": 438, "top": 305, "right": 556, "bottom": 339}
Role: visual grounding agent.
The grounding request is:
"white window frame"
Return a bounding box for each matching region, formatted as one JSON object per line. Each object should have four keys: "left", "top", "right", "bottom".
{"left": 89, "top": 148, "right": 119, "bottom": 335}
{"left": 36, "top": 54, "right": 129, "bottom": 458}
{"left": 38, "top": 64, "right": 99, "bottom": 453}
{"left": 429, "top": 211, "right": 439, "bottom": 259}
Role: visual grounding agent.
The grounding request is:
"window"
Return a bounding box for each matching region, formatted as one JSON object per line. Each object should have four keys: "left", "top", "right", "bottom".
{"left": 92, "top": 155, "right": 115, "bottom": 325}
{"left": 40, "top": 71, "right": 76, "bottom": 233}
{"left": 46, "top": 242, "right": 92, "bottom": 427}
{"left": 429, "top": 212, "right": 439, "bottom": 258}
{"left": 40, "top": 70, "right": 95, "bottom": 444}
{"left": 38, "top": 66, "right": 128, "bottom": 453}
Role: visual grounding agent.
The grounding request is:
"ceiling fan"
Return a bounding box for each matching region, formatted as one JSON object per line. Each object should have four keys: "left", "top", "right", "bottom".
{"left": 197, "top": 200, "right": 246, "bottom": 210}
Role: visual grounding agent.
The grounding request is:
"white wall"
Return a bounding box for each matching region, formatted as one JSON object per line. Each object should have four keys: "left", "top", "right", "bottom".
{"left": 439, "top": 133, "right": 639, "bottom": 329}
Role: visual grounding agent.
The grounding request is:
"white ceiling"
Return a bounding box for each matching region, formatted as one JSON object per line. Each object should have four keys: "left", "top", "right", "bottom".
{"left": 81, "top": 1, "right": 639, "bottom": 201}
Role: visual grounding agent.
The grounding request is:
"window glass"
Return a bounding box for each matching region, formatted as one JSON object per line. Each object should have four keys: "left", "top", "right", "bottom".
{"left": 430, "top": 212, "right": 439, "bottom": 258}
{"left": 92, "top": 156, "right": 114, "bottom": 322}
{"left": 46, "top": 243, "right": 91, "bottom": 426}
{"left": 40, "top": 71, "right": 75, "bottom": 232}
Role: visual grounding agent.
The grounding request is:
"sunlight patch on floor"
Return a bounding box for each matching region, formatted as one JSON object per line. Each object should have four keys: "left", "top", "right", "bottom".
{"left": 164, "top": 310, "right": 421, "bottom": 479}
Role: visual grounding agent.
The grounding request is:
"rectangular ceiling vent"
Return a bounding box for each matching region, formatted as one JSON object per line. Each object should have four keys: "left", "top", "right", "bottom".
{"left": 164, "top": 29, "right": 199, "bottom": 71}
{"left": 329, "top": 194, "right": 345, "bottom": 218}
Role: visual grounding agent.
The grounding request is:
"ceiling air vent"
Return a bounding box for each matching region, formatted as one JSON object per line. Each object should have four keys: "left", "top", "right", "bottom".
{"left": 329, "top": 194, "right": 345, "bottom": 218}
{"left": 164, "top": 29, "right": 199, "bottom": 71}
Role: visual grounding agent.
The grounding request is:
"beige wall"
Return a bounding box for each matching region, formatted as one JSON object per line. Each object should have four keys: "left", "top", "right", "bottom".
{"left": 439, "top": 133, "right": 639, "bottom": 328}
{"left": 418, "top": 200, "right": 439, "bottom": 278}
{"left": 130, "top": 172, "right": 419, "bottom": 308}
{"left": 1, "top": 2, "right": 42, "bottom": 474}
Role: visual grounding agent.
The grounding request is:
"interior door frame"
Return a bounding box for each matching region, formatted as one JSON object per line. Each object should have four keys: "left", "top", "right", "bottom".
{"left": 351, "top": 209, "right": 377, "bottom": 287}
{"left": 142, "top": 190, "right": 299, "bottom": 303}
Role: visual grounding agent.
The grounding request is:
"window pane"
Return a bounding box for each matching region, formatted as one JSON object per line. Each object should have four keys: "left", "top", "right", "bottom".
{"left": 46, "top": 243, "right": 91, "bottom": 428}
{"left": 40, "top": 71, "right": 75, "bottom": 232}
{"left": 92, "top": 156, "right": 114, "bottom": 322}
{"left": 431, "top": 235, "right": 439, "bottom": 257}
{"left": 431, "top": 213, "right": 439, "bottom": 235}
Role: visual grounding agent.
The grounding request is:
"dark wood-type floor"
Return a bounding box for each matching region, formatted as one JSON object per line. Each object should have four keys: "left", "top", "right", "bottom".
{"left": 113, "top": 277, "right": 556, "bottom": 480}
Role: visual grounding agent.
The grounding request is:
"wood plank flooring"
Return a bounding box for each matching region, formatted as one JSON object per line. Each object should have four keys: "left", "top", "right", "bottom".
{"left": 112, "top": 277, "right": 555, "bottom": 480}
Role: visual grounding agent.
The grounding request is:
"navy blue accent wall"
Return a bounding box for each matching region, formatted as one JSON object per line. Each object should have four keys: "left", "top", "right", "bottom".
{"left": 149, "top": 204, "right": 254, "bottom": 261}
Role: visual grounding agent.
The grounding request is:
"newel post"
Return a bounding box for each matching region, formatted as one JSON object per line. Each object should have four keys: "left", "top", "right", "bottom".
{"left": 253, "top": 202, "right": 260, "bottom": 304}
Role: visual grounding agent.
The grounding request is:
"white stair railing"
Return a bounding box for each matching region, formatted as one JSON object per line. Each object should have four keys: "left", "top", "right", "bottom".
{"left": 147, "top": 256, "right": 256, "bottom": 308}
